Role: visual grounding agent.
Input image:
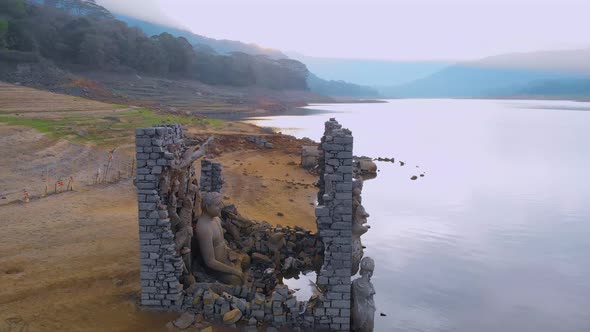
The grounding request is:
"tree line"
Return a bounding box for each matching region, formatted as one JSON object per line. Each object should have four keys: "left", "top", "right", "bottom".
{"left": 0, "top": 0, "right": 309, "bottom": 90}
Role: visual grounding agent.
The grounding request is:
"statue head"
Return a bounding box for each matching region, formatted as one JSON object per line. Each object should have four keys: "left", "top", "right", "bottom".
{"left": 359, "top": 257, "right": 375, "bottom": 279}
{"left": 202, "top": 192, "right": 224, "bottom": 217}
{"left": 354, "top": 204, "right": 370, "bottom": 224}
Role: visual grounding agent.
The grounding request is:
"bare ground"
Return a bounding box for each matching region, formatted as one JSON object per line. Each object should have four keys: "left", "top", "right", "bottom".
{"left": 0, "top": 82, "right": 318, "bottom": 331}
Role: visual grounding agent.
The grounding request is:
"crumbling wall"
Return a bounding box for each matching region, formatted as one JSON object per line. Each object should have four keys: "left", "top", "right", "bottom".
{"left": 314, "top": 118, "right": 354, "bottom": 331}
{"left": 200, "top": 159, "right": 223, "bottom": 192}
{"left": 135, "top": 125, "right": 185, "bottom": 309}
{"left": 136, "top": 119, "right": 359, "bottom": 330}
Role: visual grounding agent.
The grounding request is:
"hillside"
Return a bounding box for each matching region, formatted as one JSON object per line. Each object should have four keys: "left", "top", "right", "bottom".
{"left": 0, "top": 0, "right": 343, "bottom": 117}
{"left": 115, "top": 15, "right": 378, "bottom": 99}
{"left": 0, "top": 1, "right": 310, "bottom": 90}
{"left": 307, "top": 73, "right": 380, "bottom": 98}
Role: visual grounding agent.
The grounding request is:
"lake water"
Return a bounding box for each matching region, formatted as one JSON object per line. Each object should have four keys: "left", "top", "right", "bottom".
{"left": 245, "top": 99, "right": 590, "bottom": 332}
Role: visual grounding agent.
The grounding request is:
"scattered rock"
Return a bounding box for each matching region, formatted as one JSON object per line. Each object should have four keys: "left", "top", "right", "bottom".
{"left": 277, "top": 212, "right": 284, "bottom": 217}
{"left": 420, "top": 174, "right": 425, "bottom": 177}
{"left": 195, "top": 314, "right": 205, "bottom": 323}
{"left": 252, "top": 253, "right": 273, "bottom": 264}
{"left": 380, "top": 313, "right": 387, "bottom": 316}
{"left": 172, "top": 312, "right": 195, "bottom": 329}
{"left": 400, "top": 161, "right": 405, "bottom": 166}
{"left": 223, "top": 309, "right": 242, "bottom": 325}
{"left": 165, "top": 321, "right": 178, "bottom": 331}
{"left": 410, "top": 175, "right": 418, "bottom": 180}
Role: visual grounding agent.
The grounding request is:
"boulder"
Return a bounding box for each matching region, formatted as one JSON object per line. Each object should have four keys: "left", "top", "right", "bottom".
{"left": 223, "top": 309, "right": 243, "bottom": 325}
{"left": 359, "top": 159, "right": 377, "bottom": 174}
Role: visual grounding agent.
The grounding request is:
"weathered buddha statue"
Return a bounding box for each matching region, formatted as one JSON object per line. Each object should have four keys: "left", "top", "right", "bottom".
{"left": 195, "top": 192, "right": 249, "bottom": 285}
{"left": 352, "top": 257, "right": 376, "bottom": 332}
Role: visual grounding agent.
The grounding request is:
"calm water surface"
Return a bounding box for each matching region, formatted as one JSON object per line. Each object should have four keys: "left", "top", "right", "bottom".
{"left": 246, "top": 99, "right": 590, "bottom": 332}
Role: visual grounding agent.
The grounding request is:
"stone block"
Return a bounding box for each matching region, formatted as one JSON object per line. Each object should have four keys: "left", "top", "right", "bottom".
{"left": 141, "top": 299, "right": 161, "bottom": 306}
{"left": 331, "top": 300, "right": 351, "bottom": 309}
{"left": 334, "top": 136, "right": 353, "bottom": 144}
{"left": 151, "top": 166, "right": 163, "bottom": 174}
{"left": 139, "top": 203, "right": 156, "bottom": 210}
{"left": 137, "top": 182, "right": 156, "bottom": 190}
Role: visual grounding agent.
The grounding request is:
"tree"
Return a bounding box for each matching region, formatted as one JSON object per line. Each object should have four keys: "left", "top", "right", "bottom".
{"left": 0, "top": 0, "right": 26, "bottom": 19}
{"left": 0, "top": 19, "right": 8, "bottom": 49}
{"left": 79, "top": 33, "right": 105, "bottom": 67}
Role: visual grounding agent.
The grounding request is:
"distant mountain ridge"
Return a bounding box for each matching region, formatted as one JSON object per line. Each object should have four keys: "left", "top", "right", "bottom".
{"left": 287, "top": 52, "right": 450, "bottom": 87}
{"left": 380, "top": 65, "right": 587, "bottom": 98}
{"left": 474, "top": 48, "right": 590, "bottom": 75}
{"left": 115, "top": 15, "right": 288, "bottom": 59}
{"left": 290, "top": 48, "right": 590, "bottom": 99}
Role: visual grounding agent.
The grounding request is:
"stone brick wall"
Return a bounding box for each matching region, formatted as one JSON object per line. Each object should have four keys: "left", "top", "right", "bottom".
{"left": 135, "top": 124, "right": 185, "bottom": 309}
{"left": 314, "top": 118, "right": 354, "bottom": 331}
{"left": 200, "top": 159, "right": 223, "bottom": 192}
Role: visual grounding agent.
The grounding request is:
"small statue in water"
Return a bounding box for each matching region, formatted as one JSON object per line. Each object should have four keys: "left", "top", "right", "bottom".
{"left": 195, "top": 192, "right": 249, "bottom": 285}
{"left": 352, "top": 257, "right": 376, "bottom": 332}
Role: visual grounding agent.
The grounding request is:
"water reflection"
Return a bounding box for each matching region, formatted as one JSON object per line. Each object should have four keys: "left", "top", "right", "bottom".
{"left": 247, "top": 99, "right": 590, "bottom": 332}
{"left": 283, "top": 271, "right": 317, "bottom": 301}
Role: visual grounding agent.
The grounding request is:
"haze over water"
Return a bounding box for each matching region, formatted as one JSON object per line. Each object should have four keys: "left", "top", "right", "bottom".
{"left": 246, "top": 99, "right": 590, "bottom": 332}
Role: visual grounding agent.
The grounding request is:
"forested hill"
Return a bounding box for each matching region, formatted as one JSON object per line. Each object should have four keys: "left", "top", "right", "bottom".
{"left": 116, "top": 14, "right": 287, "bottom": 59}
{"left": 0, "top": 0, "right": 309, "bottom": 90}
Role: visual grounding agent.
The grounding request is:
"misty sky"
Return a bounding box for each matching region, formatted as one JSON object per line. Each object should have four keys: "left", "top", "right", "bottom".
{"left": 96, "top": 0, "right": 590, "bottom": 61}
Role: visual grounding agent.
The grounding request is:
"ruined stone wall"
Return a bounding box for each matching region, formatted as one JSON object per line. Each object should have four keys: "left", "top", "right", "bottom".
{"left": 314, "top": 118, "right": 354, "bottom": 331}
{"left": 200, "top": 159, "right": 223, "bottom": 192}
{"left": 135, "top": 120, "right": 359, "bottom": 330}
{"left": 135, "top": 125, "right": 185, "bottom": 309}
